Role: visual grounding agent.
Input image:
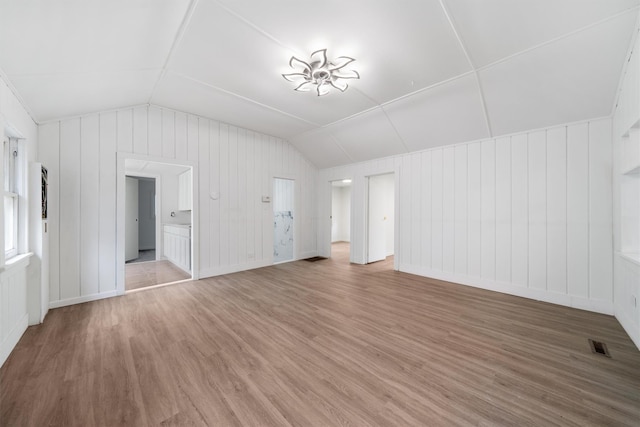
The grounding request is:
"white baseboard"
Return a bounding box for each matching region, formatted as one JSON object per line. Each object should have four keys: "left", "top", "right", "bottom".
{"left": 615, "top": 305, "right": 640, "bottom": 350}
{"left": 299, "top": 251, "right": 319, "bottom": 259}
{"left": 1, "top": 313, "right": 28, "bottom": 367}
{"left": 199, "top": 260, "right": 273, "bottom": 279}
{"left": 49, "top": 290, "right": 119, "bottom": 309}
{"left": 399, "top": 264, "right": 614, "bottom": 315}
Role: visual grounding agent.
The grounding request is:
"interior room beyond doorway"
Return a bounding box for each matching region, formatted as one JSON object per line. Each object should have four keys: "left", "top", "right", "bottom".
{"left": 124, "top": 158, "right": 193, "bottom": 291}
{"left": 331, "top": 179, "right": 351, "bottom": 261}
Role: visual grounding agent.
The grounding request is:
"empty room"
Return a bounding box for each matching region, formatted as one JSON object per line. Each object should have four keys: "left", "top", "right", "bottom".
{"left": 1, "top": 1, "right": 639, "bottom": 425}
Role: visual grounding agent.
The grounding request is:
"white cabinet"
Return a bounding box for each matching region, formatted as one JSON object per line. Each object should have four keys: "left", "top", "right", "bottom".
{"left": 178, "top": 169, "right": 192, "bottom": 211}
{"left": 163, "top": 225, "right": 191, "bottom": 273}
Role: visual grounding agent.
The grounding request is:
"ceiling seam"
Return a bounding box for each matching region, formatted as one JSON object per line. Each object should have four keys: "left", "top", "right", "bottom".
{"left": 476, "top": 5, "right": 640, "bottom": 73}
{"left": 330, "top": 135, "right": 354, "bottom": 163}
{"left": 437, "top": 0, "right": 493, "bottom": 137}
{"left": 174, "top": 72, "right": 322, "bottom": 127}
{"left": 147, "top": 0, "right": 200, "bottom": 104}
{"left": 317, "top": 71, "right": 475, "bottom": 130}
{"left": 610, "top": 10, "right": 640, "bottom": 116}
{"left": 0, "top": 65, "right": 39, "bottom": 124}
{"left": 380, "top": 106, "right": 410, "bottom": 153}
{"left": 211, "top": 0, "right": 297, "bottom": 53}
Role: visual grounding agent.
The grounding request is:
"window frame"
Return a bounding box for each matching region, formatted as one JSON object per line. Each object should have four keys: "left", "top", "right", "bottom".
{"left": 4, "top": 137, "right": 19, "bottom": 260}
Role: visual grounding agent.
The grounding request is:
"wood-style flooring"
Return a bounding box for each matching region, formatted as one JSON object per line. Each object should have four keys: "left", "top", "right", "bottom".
{"left": 125, "top": 260, "right": 191, "bottom": 291}
{"left": 1, "top": 242, "right": 639, "bottom": 426}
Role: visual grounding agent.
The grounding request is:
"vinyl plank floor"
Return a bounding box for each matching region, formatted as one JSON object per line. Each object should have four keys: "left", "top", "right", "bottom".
{"left": 1, "top": 243, "right": 639, "bottom": 426}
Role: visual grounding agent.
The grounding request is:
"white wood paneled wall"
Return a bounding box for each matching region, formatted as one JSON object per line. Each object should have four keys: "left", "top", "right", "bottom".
{"left": 0, "top": 76, "right": 38, "bottom": 367}
{"left": 319, "top": 118, "right": 614, "bottom": 315}
{"left": 613, "top": 26, "right": 640, "bottom": 349}
{"left": 39, "top": 105, "right": 318, "bottom": 307}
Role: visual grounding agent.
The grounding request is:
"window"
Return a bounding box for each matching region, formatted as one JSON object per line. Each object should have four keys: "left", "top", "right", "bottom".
{"left": 4, "top": 138, "right": 19, "bottom": 259}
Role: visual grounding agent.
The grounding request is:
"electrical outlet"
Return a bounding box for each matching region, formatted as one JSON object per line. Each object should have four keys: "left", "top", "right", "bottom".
{"left": 248, "top": 253, "right": 255, "bottom": 259}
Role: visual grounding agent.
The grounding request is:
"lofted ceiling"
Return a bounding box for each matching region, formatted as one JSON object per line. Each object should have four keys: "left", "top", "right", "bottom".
{"left": 0, "top": 0, "right": 638, "bottom": 168}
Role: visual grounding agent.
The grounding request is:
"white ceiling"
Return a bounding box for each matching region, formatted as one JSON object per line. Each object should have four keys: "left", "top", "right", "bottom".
{"left": 0, "top": 0, "right": 638, "bottom": 168}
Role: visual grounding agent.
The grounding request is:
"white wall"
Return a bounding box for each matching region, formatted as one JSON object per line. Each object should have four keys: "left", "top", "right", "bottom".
{"left": 39, "top": 105, "right": 318, "bottom": 308}
{"left": 331, "top": 186, "right": 351, "bottom": 242}
{"left": 613, "top": 24, "right": 640, "bottom": 349}
{"left": 0, "top": 75, "right": 38, "bottom": 367}
{"left": 319, "top": 117, "right": 614, "bottom": 315}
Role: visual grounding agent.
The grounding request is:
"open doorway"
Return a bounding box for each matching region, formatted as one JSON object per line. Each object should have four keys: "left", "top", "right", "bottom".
{"left": 367, "top": 173, "right": 395, "bottom": 265}
{"left": 125, "top": 176, "right": 156, "bottom": 263}
{"left": 273, "top": 177, "right": 295, "bottom": 263}
{"left": 120, "top": 158, "right": 194, "bottom": 292}
{"left": 330, "top": 178, "right": 352, "bottom": 262}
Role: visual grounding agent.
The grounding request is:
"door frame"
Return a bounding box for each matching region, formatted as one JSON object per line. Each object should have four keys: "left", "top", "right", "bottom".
{"left": 364, "top": 171, "right": 398, "bottom": 269}
{"left": 116, "top": 152, "right": 199, "bottom": 295}
{"left": 328, "top": 178, "right": 353, "bottom": 260}
{"left": 272, "top": 175, "right": 297, "bottom": 264}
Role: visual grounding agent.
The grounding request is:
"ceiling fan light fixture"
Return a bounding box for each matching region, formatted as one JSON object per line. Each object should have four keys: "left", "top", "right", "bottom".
{"left": 282, "top": 49, "right": 359, "bottom": 96}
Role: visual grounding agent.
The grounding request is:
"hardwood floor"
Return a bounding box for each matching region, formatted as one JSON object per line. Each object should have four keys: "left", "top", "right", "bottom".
{"left": 2, "top": 244, "right": 639, "bottom": 426}
{"left": 126, "top": 260, "right": 191, "bottom": 291}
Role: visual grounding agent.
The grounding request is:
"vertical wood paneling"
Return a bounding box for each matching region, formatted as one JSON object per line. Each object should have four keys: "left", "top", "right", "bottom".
{"left": 38, "top": 122, "right": 60, "bottom": 302}
{"left": 187, "top": 115, "right": 199, "bottom": 164}
{"left": 209, "top": 121, "right": 220, "bottom": 268}
{"left": 420, "top": 151, "right": 432, "bottom": 268}
{"left": 59, "top": 119, "right": 81, "bottom": 300}
{"left": 410, "top": 154, "right": 421, "bottom": 265}
{"left": 454, "top": 145, "right": 467, "bottom": 275}
{"left": 467, "top": 143, "right": 481, "bottom": 277}
{"left": 228, "top": 127, "right": 239, "bottom": 266}
{"left": 511, "top": 134, "right": 528, "bottom": 287}
{"left": 219, "top": 124, "right": 230, "bottom": 266}
{"left": 246, "top": 132, "right": 255, "bottom": 261}
{"left": 481, "top": 140, "right": 496, "bottom": 280}
{"left": 99, "top": 112, "right": 117, "bottom": 293}
{"left": 237, "top": 129, "right": 247, "bottom": 265}
{"left": 147, "top": 106, "right": 162, "bottom": 158}
{"left": 175, "top": 112, "right": 187, "bottom": 162}
{"left": 442, "top": 147, "right": 455, "bottom": 273}
{"left": 117, "top": 109, "right": 133, "bottom": 153}
{"left": 588, "top": 120, "right": 613, "bottom": 301}
{"left": 495, "top": 137, "right": 511, "bottom": 283}
{"left": 198, "top": 119, "right": 210, "bottom": 272}
{"left": 262, "top": 136, "right": 273, "bottom": 261}
{"left": 162, "top": 109, "right": 175, "bottom": 159}
{"left": 528, "top": 131, "right": 547, "bottom": 290}
{"left": 254, "top": 134, "right": 264, "bottom": 261}
{"left": 567, "top": 124, "right": 589, "bottom": 298}
{"left": 546, "top": 127, "right": 567, "bottom": 294}
{"left": 132, "top": 107, "right": 148, "bottom": 155}
{"left": 38, "top": 105, "right": 319, "bottom": 306}
{"left": 431, "top": 149, "right": 443, "bottom": 270}
{"left": 399, "top": 156, "right": 412, "bottom": 266}
{"left": 80, "top": 115, "right": 100, "bottom": 296}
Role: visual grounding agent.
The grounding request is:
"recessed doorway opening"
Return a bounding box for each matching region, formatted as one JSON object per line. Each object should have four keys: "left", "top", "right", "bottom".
{"left": 366, "top": 173, "right": 395, "bottom": 265}
{"left": 330, "top": 178, "right": 352, "bottom": 262}
{"left": 118, "top": 156, "right": 196, "bottom": 293}
{"left": 273, "top": 177, "right": 295, "bottom": 264}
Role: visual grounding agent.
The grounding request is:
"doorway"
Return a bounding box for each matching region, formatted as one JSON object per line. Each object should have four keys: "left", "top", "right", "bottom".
{"left": 367, "top": 173, "right": 395, "bottom": 264}
{"left": 118, "top": 156, "right": 196, "bottom": 293}
{"left": 125, "top": 176, "right": 156, "bottom": 263}
{"left": 273, "top": 178, "right": 294, "bottom": 263}
{"left": 330, "top": 178, "right": 352, "bottom": 262}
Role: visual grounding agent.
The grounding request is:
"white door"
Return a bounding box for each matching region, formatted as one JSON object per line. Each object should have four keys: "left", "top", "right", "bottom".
{"left": 125, "top": 177, "right": 139, "bottom": 261}
{"left": 367, "top": 173, "right": 394, "bottom": 263}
